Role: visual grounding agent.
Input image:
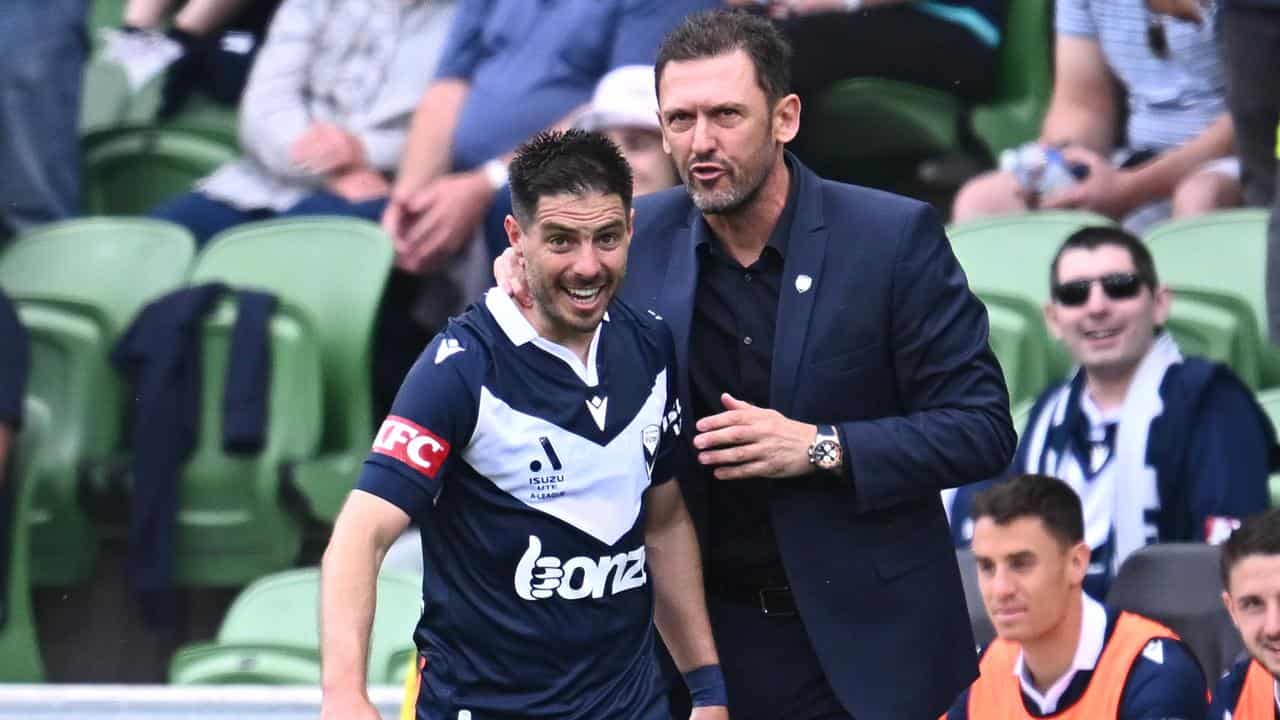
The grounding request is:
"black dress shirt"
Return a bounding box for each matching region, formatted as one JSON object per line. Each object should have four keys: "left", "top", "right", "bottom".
{"left": 689, "top": 168, "right": 798, "bottom": 590}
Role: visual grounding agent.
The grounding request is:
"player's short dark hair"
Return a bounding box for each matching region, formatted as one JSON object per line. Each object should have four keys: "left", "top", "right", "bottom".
{"left": 971, "top": 474, "right": 1085, "bottom": 548}
{"left": 1050, "top": 226, "right": 1160, "bottom": 292}
{"left": 655, "top": 10, "right": 791, "bottom": 106}
{"left": 1221, "top": 509, "right": 1280, "bottom": 590}
{"left": 508, "top": 129, "right": 634, "bottom": 225}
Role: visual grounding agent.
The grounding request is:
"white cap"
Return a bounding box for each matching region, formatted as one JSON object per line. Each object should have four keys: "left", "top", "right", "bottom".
{"left": 575, "top": 65, "right": 660, "bottom": 133}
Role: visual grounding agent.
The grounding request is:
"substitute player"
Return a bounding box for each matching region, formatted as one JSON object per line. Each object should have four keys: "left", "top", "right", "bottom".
{"left": 1211, "top": 508, "right": 1280, "bottom": 719}
{"left": 319, "top": 130, "right": 728, "bottom": 720}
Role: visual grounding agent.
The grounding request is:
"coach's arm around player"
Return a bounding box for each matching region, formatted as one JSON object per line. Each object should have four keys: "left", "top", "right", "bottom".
{"left": 319, "top": 490, "right": 411, "bottom": 720}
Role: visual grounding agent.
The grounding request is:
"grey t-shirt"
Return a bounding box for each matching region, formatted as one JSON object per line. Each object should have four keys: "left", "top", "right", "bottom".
{"left": 1056, "top": 0, "right": 1227, "bottom": 152}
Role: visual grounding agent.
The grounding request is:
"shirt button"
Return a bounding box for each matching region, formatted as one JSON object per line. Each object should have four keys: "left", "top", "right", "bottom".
{"left": 744, "top": 272, "right": 753, "bottom": 282}
{"left": 743, "top": 336, "right": 753, "bottom": 345}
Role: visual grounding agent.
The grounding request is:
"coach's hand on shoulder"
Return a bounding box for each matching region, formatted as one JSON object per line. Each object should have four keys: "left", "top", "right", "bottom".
{"left": 319, "top": 692, "right": 381, "bottom": 720}
{"left": 493, "top": 247, "right": 535, "bottom": 308}
{"left": 693, "top": 393, "right": 816, "bottom": 480}
{"left": 689, "top": 705, "right": 730, "bottom": 720}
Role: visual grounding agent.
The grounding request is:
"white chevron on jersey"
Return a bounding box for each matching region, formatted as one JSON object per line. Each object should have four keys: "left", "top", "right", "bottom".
{"left": 463, "top": 370, "right": 668, "bottom": 546}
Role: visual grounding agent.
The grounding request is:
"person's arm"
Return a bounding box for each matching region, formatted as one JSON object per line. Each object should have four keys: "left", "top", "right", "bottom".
{"left": 1184, "top": 372, "right": 1273, "bottom": 540}
{"left": 1116, "top": 639, "right": 1208, "bottom": 720}
{"left": 235, "top": 0, "right": 324, "bottom": 180}
{"left": 1038, "top": 34, "right": 1119, "bottom": 154}
{"left": 172, "top": 0, "right": 254, "bottom": 35}
{"left": 1117, "top": 112, "right": 1235, "bottom": 209}
{"left": 644, "top": 481, "right": 728, "bottom": 718}
{"left": 319, "top": 490, "right": 410, "bottom": 720}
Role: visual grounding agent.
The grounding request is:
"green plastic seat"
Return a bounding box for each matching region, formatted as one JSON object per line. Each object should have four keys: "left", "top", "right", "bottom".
{"left": 173, "top": 299, "right": 325, "bottom": 586}
{"left": 970, "top": 0, "right": 1053, "bottom": 157}
{"left": 0, "top": 218, "right": 196, "bottom": 585}
{"left": 983, "top": 298, "right": 1054, "bottom": 406}
{"left": 1163, "top": 296, "right": 1260, "bottom": 389}
{"left": 169, "top": 567, "right": 421, "bottom": 685}
{"left": 80, "top": 57, "right": 132, "bottom": 135}
{"left": 1144, "top": 210, "right": 1279, "bottom": 385}
{"left": 159, "top": 93, "right": 239, "bottom": 148}
{"left": 82, "top": 126, "right": 237, "bottom": 215}
{"left": 0, "top": 397, "right": 52, "bottom": 681}
{"left": 192, "top": 217, "right": 394, "bottom": 521}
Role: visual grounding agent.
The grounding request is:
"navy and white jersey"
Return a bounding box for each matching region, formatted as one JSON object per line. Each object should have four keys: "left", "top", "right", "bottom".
{"left": 358, "top": 289, "right": 685, "bottom": 720}
{"left": 1209, "top": 655, "right": 1280, "bottom": 719}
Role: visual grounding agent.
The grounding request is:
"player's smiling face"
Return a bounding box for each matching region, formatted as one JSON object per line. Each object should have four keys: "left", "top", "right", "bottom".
{"left": 972, "top": 516, "right": 1088, "bottom": 645}
{"left": 1224, "top": 554, "right": 1280, "bottom": 677}
{"left": 512, "top": 191, "right": 632, "bottom": 346}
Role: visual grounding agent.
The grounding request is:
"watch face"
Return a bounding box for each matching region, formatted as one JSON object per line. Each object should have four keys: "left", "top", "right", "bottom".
{"left": 813, "top": 439, "right": 842, "bottom": 470}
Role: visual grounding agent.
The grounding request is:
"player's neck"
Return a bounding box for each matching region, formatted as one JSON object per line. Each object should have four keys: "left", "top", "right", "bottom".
{"left": 703, "top": 152, "right": 789, "bottom": 268}
{"left": 1020, "top": 593, "right": 1084, "bottom": 695}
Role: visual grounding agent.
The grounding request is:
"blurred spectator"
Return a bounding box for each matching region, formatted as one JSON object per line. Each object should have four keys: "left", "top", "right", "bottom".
{"left": 945, "top": 474, "right": 1207, "bottom": 719}
{"left": 948, "top": 227, "right": 1274, "bottom": 598}
{"left": 0, "top": 291, "right": 27, "bottom": 486}
{"left": 0, "top": 0, "right": 86, "bottom": 243}
{"left": 952, "top": 0, "right": 1240, "bottom": 231}
{"left": 735, "top": 0, "right": 1006, "bottom": 161}
{"left": 147, "top": 0, "right": 456, "bottom": 246}
{"left": 1211, "top": 507, "right": 1280, "bottom": 719}
{"left": 575, "top": 65, "right": 679, "bottom": 198}
{"left": 101, "top": 0, "right": 282, "bottom": 117}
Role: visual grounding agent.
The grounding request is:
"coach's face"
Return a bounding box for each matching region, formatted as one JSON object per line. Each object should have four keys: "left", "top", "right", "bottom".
{"left": 657, "top": 49, "right": 798, "bottom": 215}
{"left": 972, "top": 516, "right": 1088, "bottom": 644}
{"left": 506, "top": 191, "right": 632, "bottom": 345}
{"left": 1224, "top": 554, "right": 1280, "bottom": 677}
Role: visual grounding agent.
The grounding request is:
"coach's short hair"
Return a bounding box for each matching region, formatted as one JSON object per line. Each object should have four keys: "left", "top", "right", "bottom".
{"left": 655, "top": 10, "right": 791, "bottom": 106}
{"left": 507, "top": 129, "right": 633, "bottom": 225}
{"left": 971, "top": 474, "right": 1085, "bottom": 548}
{"left": 1049, "top": 226, "right": 1160, "bottom": 293}
{"left": 1220, "top": 509, "right": 1280, "bottom": 590}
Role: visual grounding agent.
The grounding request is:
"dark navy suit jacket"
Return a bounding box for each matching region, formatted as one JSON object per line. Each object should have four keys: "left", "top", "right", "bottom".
{"left": 621, "top": 157, "right": 1016, "bottom": 719}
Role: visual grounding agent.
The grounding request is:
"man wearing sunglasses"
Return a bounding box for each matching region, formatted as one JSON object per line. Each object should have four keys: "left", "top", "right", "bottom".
{"left": 950, "top": 226, "right": 1276, "bottom": 599}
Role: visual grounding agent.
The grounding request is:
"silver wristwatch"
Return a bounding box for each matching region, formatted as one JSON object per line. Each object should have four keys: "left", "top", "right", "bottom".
{"left": 808, "top": 424, "right": 844, "bottom": 472}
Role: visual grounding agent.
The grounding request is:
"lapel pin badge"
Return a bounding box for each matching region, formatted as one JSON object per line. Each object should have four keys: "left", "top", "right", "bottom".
{"left": 795, "top": 274, "right": 813, "bottom": 294}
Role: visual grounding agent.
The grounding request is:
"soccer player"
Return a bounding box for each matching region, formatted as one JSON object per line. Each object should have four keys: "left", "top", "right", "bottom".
{"left": 944, "top": 473, "right": 1207, "bottom": 719}
{"left": 1211, "top": 508, "right": 1280, "bottom": 719}
{"left": 319, "top": 129, "right": 727, "bottom": 720}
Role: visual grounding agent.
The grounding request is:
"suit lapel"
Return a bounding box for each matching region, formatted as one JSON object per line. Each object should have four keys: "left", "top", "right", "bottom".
{"left": 770, "top": 163, "right": 828, "bottom": 419}
{"left": 657, "top": 207, "right": 701, "bottom": 410}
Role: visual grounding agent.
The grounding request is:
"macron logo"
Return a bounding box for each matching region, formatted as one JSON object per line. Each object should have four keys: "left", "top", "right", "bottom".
{"left": 372, "top": 416, "right": 450, "bottom": 479}
{"left": 435, "top": 338, "right": 465, "bottom": 365}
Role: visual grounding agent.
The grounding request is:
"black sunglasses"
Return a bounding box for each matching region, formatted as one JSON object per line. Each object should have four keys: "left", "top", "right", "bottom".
{"left": 1052, "top": 272, "right": 1145, "bottom": 307}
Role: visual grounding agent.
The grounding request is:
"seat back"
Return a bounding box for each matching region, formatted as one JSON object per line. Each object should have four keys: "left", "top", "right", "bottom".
{"left": 82, "top": 127, "right": 237, "bottom": 215}
{"left": 1107, "top": 543, "right": 1242, "bottom": 679}
{"left": 191, "top": 217, "right": 394, "bottom": 521}
{"left": 0, "top": 218, "right": 195, "bottom": 584}
{"left": 955, "top": 549, "right": 996, "bottom": 649}
{"left": 971, "top": 0, "right": 1053, "bottom": 156}
{"left": 1144, "top": 210, "right": 1278, "bottom": 384}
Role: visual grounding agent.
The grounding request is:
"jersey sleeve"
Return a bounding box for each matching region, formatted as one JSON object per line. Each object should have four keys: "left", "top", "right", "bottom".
{"left": 1207, "top": 656, "right": 1250, "bottom": 719}
{"left": 648, "top": 319, "right": 688, "bottom": 486}
{"left": 1118, "top": 638, "right": 1208, "bottom": 720}
{"left": 356, "top": 329, "right": 481, "bottom": 518}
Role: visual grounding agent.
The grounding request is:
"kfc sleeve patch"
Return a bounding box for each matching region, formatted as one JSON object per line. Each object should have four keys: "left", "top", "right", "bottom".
{"left": 372, "top": 415, "right": 452, "bottom": 479}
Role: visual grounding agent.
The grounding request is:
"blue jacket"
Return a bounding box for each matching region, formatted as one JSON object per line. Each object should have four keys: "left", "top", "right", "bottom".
{"left": 623, "top": 155, "right": 1016, "bottom": 719}
{"left": 0, "top": 290, "right": 26, "bottom": 431}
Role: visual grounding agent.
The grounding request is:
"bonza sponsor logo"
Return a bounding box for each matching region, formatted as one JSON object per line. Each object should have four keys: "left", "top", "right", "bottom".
{"left": 513, "top": 535, "right": 646, "bottom": 601}
{"left": 371, "top": 416, "right": 451, "bottom": 479}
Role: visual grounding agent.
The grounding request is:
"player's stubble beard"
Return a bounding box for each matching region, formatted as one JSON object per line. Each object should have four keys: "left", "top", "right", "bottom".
{"left": 525, "top": 257, "right": 627, "bottom": 343}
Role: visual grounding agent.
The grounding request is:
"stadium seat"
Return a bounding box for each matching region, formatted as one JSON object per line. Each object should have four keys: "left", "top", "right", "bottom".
{"left": 82, "top": 126, "right": 237, "bottom": 215}
{"left": 1162, "top": 296, "right": 1261, "bottom": 389}
{"left": 0, "top": 397, "right": 53, "bottom": 681}
{"left": 0, "top": 218, "right": 196, "bottom": 585}
{"left": 1107, "top": 543, "right": 1242, "bottom": 680}
{"left": 968, "top": 0, "right": 1053, "bottom": 158}
{"left": 80, "top": 58, "right": 132, "bottom": 134}
{"left": 955, "top": 549, "right": 995, "bottom": 649}
{"left": 172, "top": 298, "right": 325, "bottom": 586}
{"left": 191, "top": 217, "right": 394, "bottom": 522}
{"left": 979, "top": 294, "right": 1056, "bottom": 405}
{"left": 169, "top": 567, "right": 421, "bottom": 685}
{"left": 1144, "top": 210, "right": 1278, "bottom": 386}
{"left": 1254, "top": 387, "right": 1280, "bottom": 506}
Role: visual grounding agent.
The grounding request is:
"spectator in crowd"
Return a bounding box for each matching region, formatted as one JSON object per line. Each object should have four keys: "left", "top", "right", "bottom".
{"left": 951, "top": 0, "right": 1240, "bottom": 232}
{"left": 576, "top": 65, "right": 680, "bottom": 199}
{"left": 498, "top": 11, "right": 1016, "bottom": 719}
{"left": 945, "top": 474, "right": 1207, "bottom": 719}
{"left": 0, "top": 0, "right": 85, "bottom": 243}
{"left": 730, "top": 0, "right": 1007, "bottom": 162}
{"left": 147, "top": 0, "right": 456, "bottom": 246}
{"left": 0, "top": 291, "right": 28, "bottom": 486}
{"left": 101, "top": 0, "right": 283, "bottom": 117}
{"left": 1212, "top": 507, "right": 1280, "bottom": 719}
{"left": 948, "top": 226, "right": 1275, "bottom": 598}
